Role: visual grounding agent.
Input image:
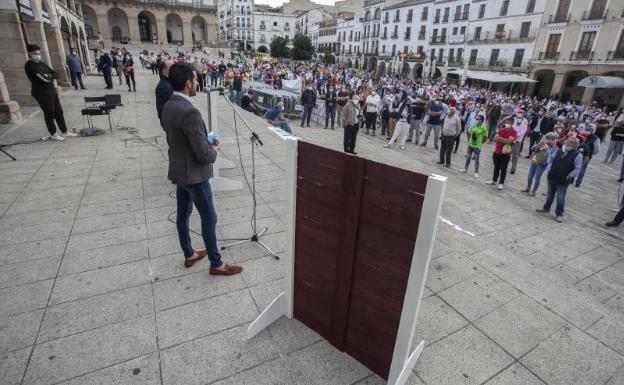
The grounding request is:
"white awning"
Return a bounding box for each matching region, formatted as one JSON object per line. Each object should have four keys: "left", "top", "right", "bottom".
{"left": 448, "top": 69, "right": 538, "bottom": 83}
{"left": 577, "top": 76, "right": 624, "bottom": 88}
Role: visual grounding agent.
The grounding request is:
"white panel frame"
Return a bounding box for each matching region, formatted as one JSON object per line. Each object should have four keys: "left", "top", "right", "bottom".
{"left": 245, "top": 140, "right": 447, "bottom": 385}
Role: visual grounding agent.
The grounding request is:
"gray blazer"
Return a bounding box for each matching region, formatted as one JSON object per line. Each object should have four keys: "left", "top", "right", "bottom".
{"left": 162, "top": 94, "right": 218, "bottom": 185}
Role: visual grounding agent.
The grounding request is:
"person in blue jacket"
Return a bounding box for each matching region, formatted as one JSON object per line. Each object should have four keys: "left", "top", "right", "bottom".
{"left": 65, "top": 48, "right": 86, "bottom": 90}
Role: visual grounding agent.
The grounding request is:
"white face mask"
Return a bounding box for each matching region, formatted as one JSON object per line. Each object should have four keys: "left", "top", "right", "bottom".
{"left": 504, "top": 123, "right": 512, "bottom": 128}
{"left": 561, "top": 145, "right": 567, "bottom": 152}
{"left": 31, "top": 54, "right": 41, "bottom": 61}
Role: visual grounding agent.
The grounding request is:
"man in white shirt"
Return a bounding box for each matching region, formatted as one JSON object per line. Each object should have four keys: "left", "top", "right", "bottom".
{"left": 436, "top": 108, "right": 462, "bottom": 168}
{"left": 510, "top": 111, "right": 528, "bottom": 174}
{"left": 365, "top": 89, "right": 381, "bottom": 135}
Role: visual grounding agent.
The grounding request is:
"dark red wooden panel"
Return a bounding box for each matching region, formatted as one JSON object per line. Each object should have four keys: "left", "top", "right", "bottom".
{"left": 293, "top": 141, "right": 365, "bottom": 347}
{"left": 344, "top": 160, "right": 427, "bottom": 379}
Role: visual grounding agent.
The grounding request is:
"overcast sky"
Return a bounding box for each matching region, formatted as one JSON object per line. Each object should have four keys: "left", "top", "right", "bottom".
{"left": 254, "top": 0, "right": 337, "bottom": 6}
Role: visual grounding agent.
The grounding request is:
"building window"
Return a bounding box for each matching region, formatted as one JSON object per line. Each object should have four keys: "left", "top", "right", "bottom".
{"left": 588, "top": 0, "right": 607, "bottom": 19}
{"left": 478, "top": 4, "right": 485, "bottom": 19}
{"left": 443, "top": 7, "right": 449, "bottom": 22}
{"left": 457, "top": 48, "right": 463, "bottom": 61}
{"left": 405, "top": 26, "right": 411, "bottom": 39}
{"left": 500, "top": 0, "right": 509, "bottom": 16}
{"left": 454, "top": 5, "right": 461, "bottom": 20}
{"left": 469, "top": 49, "right": 477, "bottom": 65}
{"left": 393, "top": 25, "right": 398, "bottom": 38}
{"left": 526, "top": 0, "right": 536, "bottom": 13}
{"left": 392, "top": 44, "right": 396, "bottom": 56}
{"left": 578, "top": 31, "right": 596, "bottom": 57}
{"left": 407, "top": 9, "right": 413, "bottom": 22}
{"left": 394, "top": 9, "right": 400, "bottom": 22}
{"left": 554, "top": 0, "right": 571, "bottom": 22}
{"left": 274, "top": 21, "right": 277, "bottom": 26}
{"left": 489, "top": 49, "right": 500, "bottom": 66}
{"left": 495, "top": 24, "right": 505, "bottom": 39}
{"left": 421, "top": 6, "right": 428, "bottom": 20}
{"left": 513, "top": 48, "right": 525, "bottom": 67}
{"left": 382, "top": 45, "right": 385, "bottom": 53}
{"left": 463, "top": 4, "right": 469, "bottom": 19}
{"left": 449, "top": 48, "right": 454, "bottom": 61}
{"left": 438, "top": 49, "right": 443, "bottom": 62}
{"left": 545, "top": 33, "right": 561, "bottom": 58}
{"left": 460, "top": 26, "right": 466, "bottom": 35}
{"left": 520, "top": 22, "right": 531, "bottom": 38}
{"left": 419, "top": 25, "right": 425, "bottom": 39}
{"left": 452, "top": 27, "right": 458, "bottom": 35}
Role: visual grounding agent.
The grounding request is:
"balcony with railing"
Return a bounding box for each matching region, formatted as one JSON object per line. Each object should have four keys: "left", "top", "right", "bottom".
{"left": 470, "top": 58, "right": 532, "bottom": 69}
{"left": 393, "top": 16, "right": 400, "bottom": 22}
{"left": 383, "top": 17, "right": 389, "bottom": 24}
{"left": 430, "top": 35, "right": 446, "bottom": 44}
{"left": 418, "top": 32, "right": 425, "bottom": 40}
{"left": 381, "top": 33, "right": 387, "bottom": 39}
{"left": 407, "top": 14, "right": 412, "bottom": 22}
{"left": 421, "top": 12, "right": 428, "bottom": 21}
{"left": 442, "top": 15, "right": 449, "bottom": 22}
{"left": 284, "top": 26, "right": 290, "bottom": 31}
{"left": 391, "top": 33, "right": 398, "bottom": 39}
{"left": 607, "top": 50, "right": 624, "bottom": 60}
{"left": 259, "top": 24, "right": 266, "bottom": 29}
{"left": 548, "top": 13, "right": 570, "bottom": 24}
{"left": 466, "top": 28, "right": 537, "bottom": 44}
{"left": 538, "top": 51, "right": 560, "bottom": 60}
{"left": 569, "top": 50, "right": 595, "bottom": 61}
{"left": 581, "top": 8, "right": 608, "bottom": 21}
{"left": 448, "top": 57, "right": 463, "bottom": 66}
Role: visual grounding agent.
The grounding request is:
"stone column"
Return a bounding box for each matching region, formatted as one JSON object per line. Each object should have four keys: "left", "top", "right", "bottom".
{"left": 183, "top": 18, "right": 193, "bottom": 47}
{"left": 156, "top": 17, "right": 167, "bottom": 45}
{"left": 581, "top": 87, "right": 595, "bottom": 105}
{"left": 96, "top": 11, "right": 110, "bottom": 45}
{"left": 125, "top": 8, "right": 140, "bottom": 45}
{"left": 43, "top": 26, "right": 71, "bottom": 87}
{"left": 0, "top": 70, "right": 23, "bottom": 123}
{"left": 551, "top": 72, "right": 566, "bottom": 98}
{"left": 204, "top": 13, "right": 217, "bottom": 46}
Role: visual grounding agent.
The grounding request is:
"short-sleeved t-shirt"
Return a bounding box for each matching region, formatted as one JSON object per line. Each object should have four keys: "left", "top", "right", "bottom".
{"left": 494, "top": 127, "right": 518, "bottom": 155}
{"left": 428, "top": 103, "right": 444, "bottom": 125}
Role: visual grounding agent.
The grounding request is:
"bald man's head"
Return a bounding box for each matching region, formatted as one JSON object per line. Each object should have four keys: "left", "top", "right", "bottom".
{"left": 159, "top": 59, "right": 174, "bottom": 78}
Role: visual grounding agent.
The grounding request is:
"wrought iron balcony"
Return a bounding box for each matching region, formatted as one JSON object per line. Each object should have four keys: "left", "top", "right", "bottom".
{"left": 442, "top": 15, "right": 449, "bottom": 22}
{"left": 538, "top": 51, "right": 560, "bottom": 60}
{"left": 581, "top": 9, "right": 608, "bottom": 21}
{"left": 430, "top": 35, "right": 446, "bottom": 44}
{"left": 466, "top": 28, "right": 537, "bottom": 43}
{"left": 390, "top": 33, "right": 398, "bottom": 39}
{"left": 421, "top": 13, "right": 428, "bottom": 21}
{"left": 418, "top": 33, "right": 426, "bottom": 40}
{"left": 607, "top": 50, "right": 624, "bottom": 60}
{"left": 433, "top": 16, "right": 440, "bottom": 23}
{"left": 569, "top": 50, "right": 594, "bottom": 61}
{"left": 548, "top": 13, "right": 570, "bottom": 24}
{"left": 381, "top": 33, "right": 387, "bottom": 39}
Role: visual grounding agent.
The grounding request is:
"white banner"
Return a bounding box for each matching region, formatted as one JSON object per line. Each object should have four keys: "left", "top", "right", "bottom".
{"left": 282, "top": 78, "right": 302, "bottom": 94}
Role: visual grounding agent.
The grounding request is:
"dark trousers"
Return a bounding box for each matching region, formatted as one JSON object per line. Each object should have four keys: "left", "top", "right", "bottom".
{"left": 125, "top": 72, "right": 135, "bottom": 91}
{"left": 543, "top": 180, "right": 569, "bottom": 217}
{"left": 453, "top": 134, "right": 461, "bottom": 152}
{"left": 492, "top": 153, "right": 511, "bottom": 184}
{"left": 70, "top": 71, "right": 85, "bottom": 89}
{"left": 613, "top": 205, "right": 624, "bottom": 224}
{"left": 344, "top": 124, "right": 358, "bottom": 153}
{"left": 528, "top": 132, "right": 541, "bottom": 156}
{"left": 301, "top": 104, "right": 313, "bottom": 126}
{"left": 365, "top": 112, "right": 377, "bottom": 132}
{"left": 325, "top": 105, "right": 336, "bottom": 128}
{"left": 176, "top": 181, "right": 223, "bottom": 268}
{"left": 32, "top": 92, "right": 68, "bottom": 135}
{"left": 103, "top": 68, "right": 113, "bottom": 89}
{"left": 439, "top": 135, "right": 455, "bottom": 166}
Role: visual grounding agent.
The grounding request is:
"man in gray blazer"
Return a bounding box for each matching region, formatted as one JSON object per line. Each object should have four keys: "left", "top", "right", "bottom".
{"left": 162, "top": 63, "right": 243, "bottom": 276}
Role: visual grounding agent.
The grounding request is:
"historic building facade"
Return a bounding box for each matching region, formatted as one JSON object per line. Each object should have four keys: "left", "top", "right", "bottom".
{"left": 80, "top": 0, "right": 217, "bottom": 47}
{"left": 254, "top": 5, "right": 295, "bottom": 53}
{"left": 529, "top": 0, "right": 624, "bottom": 107}
{"left": 217, "top": 0, "right": 253, "bottom": 50}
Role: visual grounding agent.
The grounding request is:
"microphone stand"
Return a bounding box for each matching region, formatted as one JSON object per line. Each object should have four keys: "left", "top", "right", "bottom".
{"left": 219, "top": 90, "right": 279, "bottom": 260}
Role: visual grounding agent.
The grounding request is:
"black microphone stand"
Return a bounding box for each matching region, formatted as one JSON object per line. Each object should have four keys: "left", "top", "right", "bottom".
{"left": 219, "top": 89, "right": 279, "bottom": 260}
{"left": 0, "top": 146, "right": 16, "bottom": 161}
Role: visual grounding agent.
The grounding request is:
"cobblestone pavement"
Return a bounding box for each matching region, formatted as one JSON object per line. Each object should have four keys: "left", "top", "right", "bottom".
{"left": 1, "top": 70, "right": 623, "bottom": 385}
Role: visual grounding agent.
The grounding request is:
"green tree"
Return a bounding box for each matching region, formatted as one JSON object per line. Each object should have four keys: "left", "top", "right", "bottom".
{"left": 322, "top": 48, "right": 335, "bottom": 64}
{"left": 270, "top": 36, "right": 290, "bottom": 58}
{"left": 290, "top": 34, "right": 315, "bottom": 61}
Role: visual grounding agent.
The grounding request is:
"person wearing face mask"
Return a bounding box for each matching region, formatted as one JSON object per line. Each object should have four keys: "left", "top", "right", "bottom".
{"left": 123, "top": 52, "right": 136, "bottom": 92}
{"left": 437, "top": 107, "right": 461, "bottom": 168}
{"left": 510, "top": 111, "right": 528, "bottom": 174}
{"left": 162, "top": 63, "right": 243, "bottom": 276}
{"left": 421, "top": 98, "right": 444, "bottom": 149}
{"left": 301, "top": 85, "right": 316, "bottom": 127}
{"left": 341, "top": 95, "right": 361, "bottom": 154}
{"left": 65, "top": 48, "right": 85, "bottom": 90}
{"left": 336, "top": 86, "right": 349, "bottom": 128}
{"left": 384, "top": 106, "right": 410, "bottom": 150}
{"left": 460, "top": 114, "right": 487, "bottom": 178}
{"left": 324, "top": 86, "right": 337, "bottom": 130}
{"left": 266, "top": 102, "right": 292, "bottom": 134}
{"left": 486, "top": 119, "right": 517, "bottom": 190}
{"left": 365, "top": 89, "right": 381, "bottom": 136}
{"left": 522, "top": 132, "right": 558, "bottom": 196}
{"left": 527, "top": 108, "right": 554, "bottom": 158}
{"left": 536, "top": 136, "right": 582, "bottom": 223}
{"left": 24, "top": 44, "right": 77, "bottom": 141}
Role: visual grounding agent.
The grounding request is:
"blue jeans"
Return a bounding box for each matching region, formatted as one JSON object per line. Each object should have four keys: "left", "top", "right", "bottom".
{"left": 575, "top": 162, "right": 589, "bottom": 186}
{"left": 487, "top": 119, "right": 498, "bottom": 141}
{"left": 176, "top": 181, "right": 223, "bottom": 268}
{"left": 543, "top": 180, "right": 569, "bottom": 217}
{"left": 527, "top": 162, "right": 547, "bottom": 193}
{"left": 325, "top": 105, "right": 336, "bottom": 128}
{"left": 278, "top": 122, "right": 292, "bottom": 134}
{"left": 464, "top": 147, "right": 481, "bottom": 173}
{"left": 301, "top": 104, "right": 313, "bottom": 126}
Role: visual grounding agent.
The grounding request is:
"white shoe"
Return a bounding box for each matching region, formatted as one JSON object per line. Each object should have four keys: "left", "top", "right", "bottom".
{"left": 63, "top": 131, "right": 78, "bottom": 138}
{"left": 497, "top": 184, "right": 504, "bottom": 190}
{"left": 459, "top": 169, "right": 467, "bottom": 173}
{"left": 400, "top": 145, "right": 405, "bottom": 150}
{"left": 51, "top": 133, "right": 66, "bottom": 141}
{"left": 485, "top": 181, "right": 495, "bottom": 185}
{"left": 41, "top": 135, "right": 51, "bottom": 141}
{"left": 474, "top": 173, "right": 479, "bottom": 178}
{"left": 383, "top": 143, "right": 391, "bottom": 148}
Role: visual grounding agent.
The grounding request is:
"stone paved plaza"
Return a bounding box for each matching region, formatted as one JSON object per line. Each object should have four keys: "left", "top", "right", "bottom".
{"left": 1, "top": 70, "right": 624, "bottom": 385}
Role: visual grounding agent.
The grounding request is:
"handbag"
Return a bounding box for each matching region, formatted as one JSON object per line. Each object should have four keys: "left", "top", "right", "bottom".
{"left": 502, "top": 143, "right": 512, "bottom": 155}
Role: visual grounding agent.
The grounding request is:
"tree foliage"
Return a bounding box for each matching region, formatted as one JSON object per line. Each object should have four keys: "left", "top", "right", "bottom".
{"left": 322, "top": 48, "right": 335, "bottom": 64}
{"left": 290, "top": 34, "right": 315, "bottom": 61}
{"left": 270, "top": 36, "right": 290, "bottom": 58}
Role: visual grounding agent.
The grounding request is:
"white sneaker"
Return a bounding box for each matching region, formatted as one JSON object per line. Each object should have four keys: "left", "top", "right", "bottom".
{"left": 485, "top": 181, "right": 495, "bottom": 185}
{"left": 497, "top": 184, "right": 504, "bottom": 190}
{"left": 383, "top": 143, "right": 391, "bottom": 148}
{"left": 63, "top": 131, "right": 78, "bottom": 138}
{"left": 51, "top": 133, "right": 66, "bottom": 141}
{"left": 400, "top": 145, "right": 405, "bottom": 150}
{"left": 459, "top": 169, "right": 467, "bottom": 173}
{"left": 474, "top": 173, "right": 479, "bottom": 178}
{"left": 41, "top": 135, "right": 51, "bottom": 141}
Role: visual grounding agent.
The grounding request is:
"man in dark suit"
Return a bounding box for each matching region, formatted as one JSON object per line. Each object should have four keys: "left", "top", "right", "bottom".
{"left": 161, "top": 63, "right": 243, "bottom": 276}
{"left": 527, "top": 108, "right": 555, "bottom": 158}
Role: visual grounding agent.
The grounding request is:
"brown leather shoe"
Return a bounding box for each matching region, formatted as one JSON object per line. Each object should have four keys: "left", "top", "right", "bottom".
{"left": 209, "top": 263, "right": 243, "bottom": 276}
{"left": 183, "top": 249, "right": 207, "bottom": 268}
